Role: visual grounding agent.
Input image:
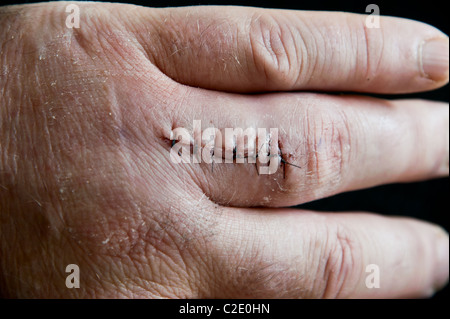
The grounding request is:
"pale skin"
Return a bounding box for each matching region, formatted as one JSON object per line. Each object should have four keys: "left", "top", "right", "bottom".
{"left": 0, "top": 2, "right": 448, "bottom": 298}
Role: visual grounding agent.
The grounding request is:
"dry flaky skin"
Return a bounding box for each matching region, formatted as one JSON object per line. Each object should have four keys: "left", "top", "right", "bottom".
{"left": 0, "top": 3, "right": 198, "bottom": 298}
{"left": 0, "top": 2, "right": 448, "bottom": 299}
{"left": 0, "top": 2, "right": 280, "bottom": 298}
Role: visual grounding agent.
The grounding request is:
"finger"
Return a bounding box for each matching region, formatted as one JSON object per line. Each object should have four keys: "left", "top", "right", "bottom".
{"left": 205, "top": 208, "right": 449, "bottom": 298}
{"left": 134, "top": 6, "right": 449, "bottom": 93}
{"left": 162, "top": 91, "right": 449, "bottom": 207}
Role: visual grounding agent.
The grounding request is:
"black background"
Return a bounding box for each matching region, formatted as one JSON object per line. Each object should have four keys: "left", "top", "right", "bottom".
{"left": 1, "top": 0, "right": 448, "bottom": 301}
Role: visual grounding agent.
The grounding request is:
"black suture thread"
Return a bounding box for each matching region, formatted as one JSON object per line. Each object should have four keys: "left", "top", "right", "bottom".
{"left": 170, "top": 140, "right": 301, "bottom": 178}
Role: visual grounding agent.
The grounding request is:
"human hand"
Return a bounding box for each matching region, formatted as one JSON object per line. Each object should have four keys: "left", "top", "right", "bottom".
{"left": 0, "top": 1, "right": 448, "bottom": 298}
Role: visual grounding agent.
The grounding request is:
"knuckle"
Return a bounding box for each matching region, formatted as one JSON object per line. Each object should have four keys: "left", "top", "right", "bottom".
{"left": 303, "top": 104, "right": 351, "bottom": 194}
{"left": 62, "top": 193, "right": 211, "bottom": 297}
{"left": 212, "top": 244, "right": 306, "bottom": 298}
{"left": 227, "top": 259, "right": 301, "bottom": 298}
{"left": 248, "top": 12, "right": 301, "bottom": 89}
{"left": 316, "top": 223, "right": 363, "bottom": 298}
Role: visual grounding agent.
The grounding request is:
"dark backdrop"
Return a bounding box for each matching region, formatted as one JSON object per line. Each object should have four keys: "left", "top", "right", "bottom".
{"left": 2, "top": 0, "right": 448, "bottom": 299}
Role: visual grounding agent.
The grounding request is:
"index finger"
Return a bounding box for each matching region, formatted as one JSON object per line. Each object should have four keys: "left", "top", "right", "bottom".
{"left": 133, "top": 6, "right": 449, "bottom": 93}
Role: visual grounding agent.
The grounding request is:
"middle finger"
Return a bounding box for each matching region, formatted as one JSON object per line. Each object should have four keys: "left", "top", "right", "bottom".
{"left": 160, "top": 89, "right": 449, "bottom": 207}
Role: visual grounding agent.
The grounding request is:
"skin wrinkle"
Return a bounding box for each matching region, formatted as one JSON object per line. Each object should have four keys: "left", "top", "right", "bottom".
{"left": 145, "top": 11, "right": 187, "bottom": 83}
{"left": 0, "top": 12, "right": 73, "bottom": 298}
{"left": 338, "top": 107, "right": 352, "bottom": 191}
{"left": 300, "top": 19, "right": 318, "bottom": 87}
{"left": 87, "top": 204, "right": 194, "bottom": 298}
{"left": 276, "top": 19, "right": 296, "bottom": 89}
{"left": 311, "top": 21, "right": 327, "bottom": 86}
{"left": 328, "top": 114, "right": 345, "bottom": 192}
{"left": 156, "top": 207, "right": 217, "bottom": 297}
{"left": 251, "top": 13, "right": 295, "bottom": 89}
{"left": 362, "top": 20, "right": 372, "bottom": 82}
{"left": 326, "top": 225, "right": 361, "bottom": 298}
{"left": 202, "top": 19, "right": 240, "bottom": 84}
{"left": 210, "top": 211, "right": 317, "bottom": 299}
{"left": 215, "top": 247, "right": 299, "bottom": 298}
{"left": 288, "top": 21, "right": 304, "bottom": 89}
{"left": 248, "top": 12, "right": 269, "bottom": 88}
{"left": 304, "top": 104, "right": 319, "bottom": 193}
